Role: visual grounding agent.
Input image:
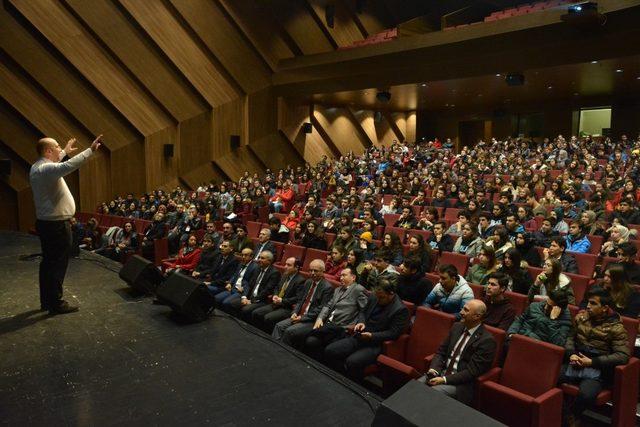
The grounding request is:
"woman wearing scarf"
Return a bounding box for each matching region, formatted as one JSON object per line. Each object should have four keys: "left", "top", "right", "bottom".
{"left": 515, "top": 232, "right": 542, "bottom": 268}
{"left": 601, "top": 224, "right": 631, "bottom": 257}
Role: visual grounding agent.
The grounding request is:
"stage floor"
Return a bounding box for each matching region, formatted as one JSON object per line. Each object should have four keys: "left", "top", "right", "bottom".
{"left": 0, "top": 232, "right": 379, "bottom": 426}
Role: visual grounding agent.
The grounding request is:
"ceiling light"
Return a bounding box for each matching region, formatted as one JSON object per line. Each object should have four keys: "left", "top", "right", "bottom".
{"left": 421, "top": 83, "right": 427, "bottom": 87}
{"left": 573, "top": 92, "right": 579, "bottom": 96}
{"left": 495, "top": 73, "right": 501, "bottom": 77}
{"left": 591, "top": 61, "right": 598, "bottom": 64}
{"left": 616, "top": 69, "right": 623, "bottom": 73}
{"left": 547, "top": 86, "right": 553, "bottom": 89}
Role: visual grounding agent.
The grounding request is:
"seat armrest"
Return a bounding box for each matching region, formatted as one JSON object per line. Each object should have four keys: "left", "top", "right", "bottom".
{"left": 377, "top": 354, "right": 422, "bottom": 379}
{"left": 477, "top": 367, "right": 502, "bottom": 383}
{"left": 382, "top": 334, "right": 408, "bottom": 361}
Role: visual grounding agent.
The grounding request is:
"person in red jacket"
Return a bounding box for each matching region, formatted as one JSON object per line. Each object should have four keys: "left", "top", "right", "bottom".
{"left": 164, "top": 234, "right": 201, "bottom": 275}
{"left": 269, "top": 181, "right": 295, "bottom": 213}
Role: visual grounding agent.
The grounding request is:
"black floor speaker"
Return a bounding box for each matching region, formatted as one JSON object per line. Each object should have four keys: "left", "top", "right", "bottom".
{"left": 372, "top": 380, "right": 503, "bottom": 427}
{"left": 156, "top": 273, "right": 215, "bottom": 322}
{"left": 119, "top": 255, "right": 163, "bottom": 294}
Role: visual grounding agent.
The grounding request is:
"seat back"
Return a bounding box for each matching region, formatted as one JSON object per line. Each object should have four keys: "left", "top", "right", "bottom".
{"left": 303, "top": 248, "right": 329, "bottom": 271}
{"left": 385, "top": 226, "right": 407, "bottom": 243}
{"left": 280, "top": 245, "right": 306, "bottom": 265}
{"left": 325, "top": 233, "right": 336, "bottom": 248}
{"left": 246, "top": 221, "right": 262, "bottom": 238}
{"left": 586, "top": 234, "right": 603, "bottom": 255}
{"left": 470, "top": 283, "right": 484, "bottom": 299}
{"left": 569, "top": 252, "right": 597, "bottom": 278}
{"left": 504, "top": 291, "right": 528, "bottom": 316}
{"left": 484, "top": 324, "right": 507, "bottom": 368}
{"left": 444, "top": 208, "right": 460, "bottom": 221}
{"left": 383, "top": 214, "right": 401, "bottom": 227}
{"left": 407, "top": 229, "right": 432, "bottom": 243}
{"left": 438, "top": 252, "right": 470, "bottom": 276}
{"left": 564, "top": 273, "right": 591, "bottom": 306}
{"left": 621, "top": 316, "right": 639, "bottom": 354}
{"left": 405, "top": 307, "right": 456, "bottom": 370}
{"left": 501, "top": 334, "right": 564, "bottom": 397}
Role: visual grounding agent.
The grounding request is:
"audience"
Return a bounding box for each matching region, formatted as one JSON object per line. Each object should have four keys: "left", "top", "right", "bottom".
{"left": 482, "top": 272, "right": 516, "bottom": 330}
{"left": 423, "top": 264, "right": 474, "bottom": 319}
{"left": 529, "top": 258, "right": 575, "bottom": 304}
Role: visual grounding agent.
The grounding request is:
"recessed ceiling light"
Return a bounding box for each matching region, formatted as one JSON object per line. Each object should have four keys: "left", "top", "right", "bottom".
{"left": 591, "top": 61, "right": 598, "bottom": 64}
{"left": 495, "top": 73, "right": 501, "bottom": 77}
{"left": 450, "top": 104, "right": 455, "bottom": 107}
{"left": 421, "top": 83, "right": 427, "bottom": 87}
{"left": 637, "top": 76, "right": 640, "bottom": 80}
{"left": 547, "top": 86, "right": 553, "bottom": 89}
{"left": 573, "top": 92, "right": 579, "bottom": 96}
{"left": 616, "top": 69, "right": 623, "bottom": 73}
{"left": 445, "top": 103, "right": 449, "bottom": 106}
{"left": 478, "top": 94, "right": 483, "bottom": 97}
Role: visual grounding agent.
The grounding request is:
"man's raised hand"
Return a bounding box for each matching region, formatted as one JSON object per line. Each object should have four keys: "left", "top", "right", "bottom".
{"left": 64, "top": 138, "right": 78, "bottom": 154}
{"left": 91, "top": 134, "right": 103, "bottom": 152}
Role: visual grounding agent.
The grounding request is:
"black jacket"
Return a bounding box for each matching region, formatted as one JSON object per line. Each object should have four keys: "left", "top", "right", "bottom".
{"left": 362, "top": 295, "right": 410, "bottom": 344}
{"left": 273, "top": 273, "right": 307, "bottom": 309}
{"left": 195, "top": 248, "right": 219, "bottom": 277}
{"left": 144, "top": 221, "right": 166, "bottom": 241}
{"left": 243, "top": 265, "right": 281, "bottom": 303}
{"left": 209, "top": 255, "right": 240, "bottom": 287}
{"left": 295, "top": 278, "right": 335, "bottom": 322}
{"left": 428, "top": 234, "right": 454, "bottom": 253}
{"left": 430, "top": 323, "right": 496, "bottom": 405}
{"left": 396, "top": 273, "right": 433, "bottom": 306}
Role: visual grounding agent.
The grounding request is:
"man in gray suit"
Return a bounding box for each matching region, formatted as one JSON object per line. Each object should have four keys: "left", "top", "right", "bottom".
{"left": 304, "top": 267, "right": 369, "bottom": 360}
{"left": 272, "top": 259, "right": 334, "bottom": 348}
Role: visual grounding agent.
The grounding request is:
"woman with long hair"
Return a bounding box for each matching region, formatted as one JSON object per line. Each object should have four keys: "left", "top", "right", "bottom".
{"left": 583, "top": 264, "right": 640, "bottom": 319}
{"left": 465, "top": 245, "right": 499, "bottom": 285}
{"left": 406, "top": 234, "right": 432, "bottom": 274}
{"left": 528, "top": 258, "right": 574, "bottom": 304}
{"left": 300, "top": 221, "right": 328, "bottom": 250}
{"left": 163, "top": 234, "right": 202, "bottom": 275}
{"left": 497, "top": 248, "right": 533, "bottom": 295}
{"left": 346, "top": 248, "right": 366, "bottom": 279}
{"left": 515, "top": 232, "right": 542, "bottom": 268}
{"left": 380, "top": 232, "right": 404, "bottom": 266}
{"left": 332, "top": 226, "right": 356, "bottom": 253}
{"left": 452, "top": 223, "right": 484, "bottom": 258}
{"left": 486, "top": 225, "right": 513, "bottom": 261}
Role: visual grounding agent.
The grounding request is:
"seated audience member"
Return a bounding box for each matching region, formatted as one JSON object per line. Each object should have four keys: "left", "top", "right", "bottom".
{"left": 486, "top": 225, "right": 513, "bottom": 261}
{"left": 482, "top": 272, "right": 516, "bottom": 330}
{"left": 544, "top": 236, "right": 579, "bottom": 275}
{"left": 324, "top": 280, "right": 410, "bottom": 380}
{"left": 533, "top": 217, "right": 559, "bottom": 248}
{"left": 269, "top": 181, "right": 294, "bottom": 213}
{"left": 580, "top": 210, "right": 606, "bottom": 236}
{"left": 303, "top": 268, "right": 369, "bottom": 360}
{"left": 202, "top": 239, "right": 239, "bottom": 288}
{"left": 268, "top": 217, "right": 290, "bottom": 243}
{"left": 431, "top": 187, "right": 450, "bottom": 209}
{"left": 251, "top": 257, "right": 306, "bottom": 333}
{"left": 168, "top": 205, "right": 202, "bottom": 254}
{"left": 231, "top": 224, "right": 253, "bottom": 254}
{"left": 428, "top": 221, "right": 454, "bottom": 253}
{"left": 507, "top": 288, "right": 572, "bottom": 347}
{"left": 423, "top": 264, "right": 474, "bottom": 319}
{"left": 397, "top": 257, "right": 433, "bottom": 306}
{"left": 453, "top": 223, "right": 484, "bottom": 258}
{"left": 283, "top": 209, "right": 300, "bottom": 230}
{"left": 220, "top": 221, "right": 236, "bottom": 243}
{"left": 446, "top": 210, "right": 471, "bottom": 236}
{"left": 565, "top": 222, "right": 591, "bottom": 254}
{"left": 583, "top": 264, "right": 640, "bottom": 319}
{"left": 477, "top": 212, "right": 495, "bottom": 240}
{"left": 95, "top": 221, "right": 139, "bottom": 262}
{"left": 417, "top": 207, "right": 439, "bottom": 231}
{"left": 379, "top": 232, "right": 404, "bottom": 266}
{"left": 213, "top": 248, "right": 257, "bottom": 306}
{"left": 515, "top": 232, "right": 542, "bottom": 268}
{"left": 418, "top": 299, "right": 496, "bottom": 406}
{"left": 362, "top": 251, "right": 400, "bottom": 289}
{"left": 81, "top": 217, "right": 102, "bottom": 251}
{"left": 560, "top": 288, "right": 630, "bottom": 425}
{"left": 230, "top": 250, "right": 281, "bottom": 320}
{"left": 610, "top": 199, "right": 640, "bottom": 225}
{"left": 466, "top": 246, "right": 498, "bottom": 285}
{"left": 272, "top": 259, "right": 334, "bottom": 347}
{"left": 601, "top": 224, "right": 631, "bottom": 258}
{"left": 190, "top": 235, "right": 219, "bottom": 282}
{"left": 609, "top": 242, "right": 640, "bottom": 283}
{"left": 326, "top": 246, "right": 347, "bottom": 277}
{"left": 300, "top": 221, "right": 328, "bottom": 250}
{"left": 496, "top": 248, "right": 533, "bottom": 295}
{"left": 394, "top": 206, "right": 417, "bottom": 229}
{"left": 551, "top": 208, "right": 569, "bottom": 234}
{"left": 529, "top": 258, "right": 575, "bottom": 304}
{"left": 504, "top": 213, "right": 525, "bottom": 241}
{"left": 201, "top": 221, "right": 220, "bottom": 247}
{"left": 405, "top": 234, "right": 432, "bottom": 275}
{"left": 332, "top": 227, "right": 357, "bottom": 253}
{"left": 253, "top": 228, "right": 277, "bottom": 261}
{"left": 346, "top": 248, "right": 367, "bottom": 279}
{"left": 164, "top": 234, "right": 201, "bottom": 275}
{"left": 321, "top": 198, "right": 340, "bottom": 222}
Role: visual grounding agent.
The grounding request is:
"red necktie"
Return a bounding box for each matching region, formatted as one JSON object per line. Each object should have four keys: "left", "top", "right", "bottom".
{"left": 298, "top": 281, "right": 318, "bottom": 315}
{"left": 445, "top": 330, "right": 470, "bottom": 375}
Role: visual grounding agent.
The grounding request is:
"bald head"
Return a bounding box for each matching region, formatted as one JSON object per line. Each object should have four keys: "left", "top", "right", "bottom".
{"left": 460, "top": 299, "right": 486, "bottom": 328}
{"left": 36, "top": 137, "right": 61, "bottom": 160}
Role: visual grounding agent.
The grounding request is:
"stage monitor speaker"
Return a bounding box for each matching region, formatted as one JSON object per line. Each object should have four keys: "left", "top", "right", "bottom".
{"left": 163, "top": 144, "right": 174, "bottom": 158}
{"left": 230, "top": 135, "right": 241, "bottom": 150}
{"left": 302, "top": 122, "right": 313, "bottom": 134}
{"left": 119, "top": 255, "right": 164, "bottom": 294}
{"left": 372, "top": 380, "right": 502, "bottom": 427}
{"left": 156, "top": 273, "right": 215, "bottom": 322}
{"left": 0, "top": 159, "right": 10, "bottom": 175}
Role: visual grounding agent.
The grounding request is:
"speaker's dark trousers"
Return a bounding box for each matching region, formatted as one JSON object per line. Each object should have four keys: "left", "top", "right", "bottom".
{"left": 324, "top": 336, "right": 382, "bottom": 379}
{"left": 36, "top": 219, "right": 72, "bottom": 309}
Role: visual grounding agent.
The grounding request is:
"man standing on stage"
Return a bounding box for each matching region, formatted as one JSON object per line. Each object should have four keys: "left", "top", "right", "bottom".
{"left": 30, "top": 134, "right": 102, "bottom": 315}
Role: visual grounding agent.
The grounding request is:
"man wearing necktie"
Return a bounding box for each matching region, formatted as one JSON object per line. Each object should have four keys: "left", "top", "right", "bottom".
{"left": 230, "top": 250, "right": 280, "bottom": 321}
{"left": 213, "top": 248, "right": 258, "bottom": 310}
{"left": 272, "top": 259, "right": 334, "bottom": 347}
{"left": 418, "top": 299, "right": 496, "bottom": 406}
{"left": 250, "top": 257, "right": 305, "bottom": 333}
{"left": 253, "top": 229, "right": 276, "bottom": 261}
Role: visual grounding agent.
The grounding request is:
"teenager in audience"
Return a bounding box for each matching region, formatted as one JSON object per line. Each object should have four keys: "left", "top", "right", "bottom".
{"left": 397, "top": 257, "right": 433, "bottom": 306}
{"left": 486, "top": 225, "right": 513, "bottom": 261}
{"left": 380, "top": 232, "right": 404, "bottom": 266}
{"left": 565, "top": 222, "right": 591, "bottom": 254}
{"left": 423, "top": 264, "right": 474, "bottom": 319}
{"left": 482, "top": 272, "right": 516, "bottom": 330}
{"left": 345, "top": 248, "right": 366, "bottom": 279}
{"left": 325, "top": 246, "right": 347, "bottom": 277}
{"left": 601, "top": 224, "right": 631, "bottom": 257}
{"left": 583, "top": 264, "right": 640, "bottom": 320}
{"left": 331, "top": 227, "right": 356, "bottom": 253}
{"left": 466, "top": 245, "right": 499, "bottom": 285}
{"left": 452, "top": 223, "right": 484, "bottom": 258}
{"left": 164, "top": 234, "right": 201, "bottom": 275}
{"left": 405, "top": 234, "right": 432, "bottom": 275}
{"left": 528, "top": 258, "right": 575, "bottom": 304}
{"left": 428, "top": 221, "right": 454, "bottom": 253}
{"left": 544, "top": 236, "right": 579, "bottom": 274}
{"left": 300, "top": 221, "right": 328, "bottom": 250}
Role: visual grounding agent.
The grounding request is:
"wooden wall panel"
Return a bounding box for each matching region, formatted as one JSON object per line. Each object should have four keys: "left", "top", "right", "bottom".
{"left": 181, "top": 162, "right": 222, "bottom": 191}
{"left": 313, "top": 105, "right": 368, "bottom": 154}
{"left": 250, "top": 133, "right": 305, "bottom": 171}
{"left": 0, "top": 144, "right": 30, "bottom": 192}
{"left": 307, "top": 0, "right": 364, "bottom": 47}
{"left": 212, "top": 98, "right": 245, "bottom": 159}
{"left": 374, "top": 115, "right": 397, "bottom": 146}
{"left": 9, "top": 0, "right": 173, "bottom": 136}
{"left": 64, "top": 0, "right": 207, "bottom": 121}
{"left": 247, "top": 88, "right": 277, "bottom": 144}
{"left": 217, "top": 0, "right": 295, "bottom": 70}
{"left": 170, "top": 0, "right": 271, "bottom": 94}
{"left": 389, "top": 112, "right": 407, "bottom": 141}
{"left": 110, "top": 142, "right": 145, "bottom": 198}
{"left": 215, "top": 147, "right": 264, "bottom": 182}
{"left": 118, "top": 0, "right": 239, "bottom": 107}
{"left": 79, "top": 150, "right": 111, "bottom": 211}
{"left": 351, "top": 109, "right": 379, "bottom": 146}
{"left": 343, "top": 0, "right": 389, "bottom": 36}
{"left": 0, "top": 102, "right": 39, "bottom": 165}
{"left": 145, "top": 126, "right": 179, "bottom": 191}
{"left": 179, "top": 111, "right": 212, "bottom": 175}
{"left": 269, "top": 0, "right": 334, "bottom": 55}
{"left": 0, "top": 7, "right": 136, "bottom": 151}
{"left": 406, "top": 111, "right": 417, "bottom": 142}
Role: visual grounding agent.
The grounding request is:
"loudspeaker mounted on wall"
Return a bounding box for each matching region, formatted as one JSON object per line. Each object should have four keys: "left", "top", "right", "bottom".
{"left": 302, "top": 123, "right": 313, "bottom": 134}
{"left": 163, "top": 144, "right": 174, "bottom": 158}
{"left": 0, "top": 159, "right": 11, "bottom": 175}
{"left": 230, "top": 135, "right": 241, "bottom": 150}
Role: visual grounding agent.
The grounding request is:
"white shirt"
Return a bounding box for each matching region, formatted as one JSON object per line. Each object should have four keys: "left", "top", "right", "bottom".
{"left": 30, "top": 148, "right": 94, "bottom": 220}
{"left": 444, "top": 324, "right": 480, "bottom": 383}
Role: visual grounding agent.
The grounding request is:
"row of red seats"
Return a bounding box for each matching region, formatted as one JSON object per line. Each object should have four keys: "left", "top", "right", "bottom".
{"left": 376, "top": 306, "right": 639, "bottom": 427}
{"left": 485, "top": 0, "right": 576, "bottom": 22}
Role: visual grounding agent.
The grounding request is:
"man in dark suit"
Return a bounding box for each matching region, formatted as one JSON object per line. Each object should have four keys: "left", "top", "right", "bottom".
{"left": 419, "top": 299, "right": 496, "bottom": 406}
{"left": 253, "top": 228, "right": 277, "bottom": 261}
{"left": 304, "top": 267, "right": 369, "bottom": 360}
{"left": 273, "top": 259, "right": 334, "bottom": 348}
{"left": 251, "top": 257, "right": 306, "bottom": 333}
{"left": 196, "top": 239, "right": 238, "bottom": 287}
{"left": 231, "top": 250, "right": 280, "bottom": 321}
{"left": 190, "top": 235, "right": 219, "bottom": 281}
{"left": 213, "top": 248, "right": 257, "bottom": 309}
{"left": 324, "top": 279, "right": 410, "bottom": 380}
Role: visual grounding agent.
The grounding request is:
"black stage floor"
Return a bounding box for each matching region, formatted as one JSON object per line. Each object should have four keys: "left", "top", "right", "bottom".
{"left": 0, "top": 232, "right": 379, "bottom": 426}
